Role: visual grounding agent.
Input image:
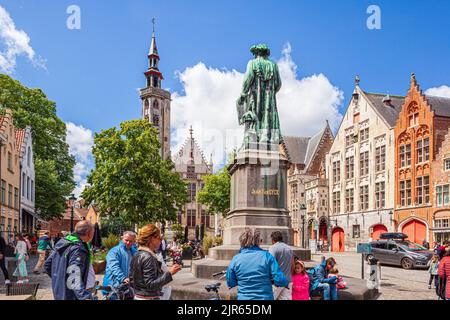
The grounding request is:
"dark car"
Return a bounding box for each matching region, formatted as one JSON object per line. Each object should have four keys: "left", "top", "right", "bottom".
{"left": 365, "top": 239, "right": 433, "bottom": 269}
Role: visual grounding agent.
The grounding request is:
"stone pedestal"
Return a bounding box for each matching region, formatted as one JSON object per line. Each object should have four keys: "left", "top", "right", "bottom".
{"left": 191, "top": 147, "right": 311, "bottom": 279}
{"left": 224, "top": 148, "right": 293, "bottom": 245}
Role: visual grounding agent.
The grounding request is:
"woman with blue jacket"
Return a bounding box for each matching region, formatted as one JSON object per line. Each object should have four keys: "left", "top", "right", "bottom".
{"left": 226, "top": 228, "right": 288, "bottom": 300}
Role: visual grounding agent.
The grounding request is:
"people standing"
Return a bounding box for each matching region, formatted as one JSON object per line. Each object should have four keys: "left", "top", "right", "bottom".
{"left": 0, "top": 234, "right": 10, "bottom": 284}
{"left": 423, "top": 239, "right": 430, "bottom": 250}
{"left": 103, "top": 231, "right": 137, "bottom": 299}
{"left": 428, "top": 254, "right": 439, "bottom": 290}
{"left": 159, "top": 235, "right": 167, "bottom": 261}
{"left": 129, "top": 224, "right": 181, "bottom": 300}
{"left": 438, "top": 250, "right": 450, "bottom": 300}
{"left": 309, "top": 257, "right": 339, "bottom": 300}
{"left": 269, "top": 231, "right": 293, "bottom": 300}
{"left": 44, "top": 221, "right": 96, "bottom": 300}
{"left": 226, "top": 228, "right": 288, "bottom": 300}
{"left": 13, "top": 234, "right": 29, "bottom": 283}
{"left": 33, "top": 231, "right": 52, "bottom": 274}
{"left": 292, "top": 259, "right": 310, "bottom": 300}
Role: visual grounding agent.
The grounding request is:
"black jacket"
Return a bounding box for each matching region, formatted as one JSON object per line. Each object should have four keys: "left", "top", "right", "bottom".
{"left": 129, "top": 249, "right": 172, "bottom": 297}
{"left": 0, "top": 235, "right": 6, "bottom": 255}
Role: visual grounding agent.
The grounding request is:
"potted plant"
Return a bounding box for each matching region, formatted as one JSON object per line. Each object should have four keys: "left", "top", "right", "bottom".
{"left": 92, "top": 250, "right": 107, "bottom": 274}
{"left": 181, "top": 242, "right": 193, "bottom": 260}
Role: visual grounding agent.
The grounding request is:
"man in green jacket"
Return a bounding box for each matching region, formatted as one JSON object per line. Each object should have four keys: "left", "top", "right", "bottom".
{"left": 34, "top": 231, "right": 52, "bottom": 274}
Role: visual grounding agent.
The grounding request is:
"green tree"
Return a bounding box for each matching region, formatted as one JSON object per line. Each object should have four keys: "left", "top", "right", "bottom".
{"left": 0, "top": 75, "right": 76, "bottom": 220}
{"left": 197, "top": 167, "right": 231, "bottom": 217}
{"left": 82, "top": 119, "right": 187, "bottom": 226}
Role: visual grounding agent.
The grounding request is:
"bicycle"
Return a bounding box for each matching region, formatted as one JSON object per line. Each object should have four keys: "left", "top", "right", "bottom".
{"left": 93, "top": 281, "right": 134, "bottom": 300}
{"left": 205, "top": 271, "right": 227, "bottom": 300}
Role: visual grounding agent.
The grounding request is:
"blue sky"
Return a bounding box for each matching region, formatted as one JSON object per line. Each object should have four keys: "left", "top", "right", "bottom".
{"left": 1, "top": 0, "right": 450, "bottom": 195}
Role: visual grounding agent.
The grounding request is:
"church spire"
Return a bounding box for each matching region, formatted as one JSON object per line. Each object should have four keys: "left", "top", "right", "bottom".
{"left": 144, "top": 18, "right": 163, "bottom": 88}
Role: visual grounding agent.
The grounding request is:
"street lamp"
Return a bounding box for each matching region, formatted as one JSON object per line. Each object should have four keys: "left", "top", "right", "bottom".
{"left": 69, "top": 193, "right": 77, "bottom": 233}
{"left": 300, "top": 204, "right": 307, "bottom": 248}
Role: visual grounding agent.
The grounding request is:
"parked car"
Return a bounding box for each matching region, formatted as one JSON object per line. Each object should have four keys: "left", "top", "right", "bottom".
{"left": 365, "top": 239, "right": 432, "bottom": 269}
{"left": 379, "top": 233, "right": 408, "bottom": 240}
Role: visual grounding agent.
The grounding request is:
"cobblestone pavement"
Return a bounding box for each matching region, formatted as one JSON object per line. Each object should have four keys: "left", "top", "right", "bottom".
{"left": 311, "top": 252, "right": 439, "bottom": 300}
{"left": 0, "top": 254, "right": 103, "bottom": 300}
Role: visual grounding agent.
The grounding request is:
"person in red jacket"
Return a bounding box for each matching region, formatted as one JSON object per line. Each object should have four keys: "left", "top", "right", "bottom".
{"left": 438, "top": 250, "right": 450, "bottom": 300}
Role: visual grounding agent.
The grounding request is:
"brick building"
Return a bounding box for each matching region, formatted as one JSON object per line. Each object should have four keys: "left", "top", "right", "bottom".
{"left": 394, "top": 74, "right": 450, "bottom": 244}
{"left": 433, "top": 128, "right": 450, "bottom": 244}
{"left": 48, "top": 200, "right": 87, "bottom": 237}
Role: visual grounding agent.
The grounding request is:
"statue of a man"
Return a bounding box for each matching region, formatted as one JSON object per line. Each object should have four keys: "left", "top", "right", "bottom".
{"left": 237, "top": 44, "right": 282, "bottom": 150}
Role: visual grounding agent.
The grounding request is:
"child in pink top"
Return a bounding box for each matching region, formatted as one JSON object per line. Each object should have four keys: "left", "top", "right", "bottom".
{"left": 292, "top": 260, "right": 310, "bottom": 300}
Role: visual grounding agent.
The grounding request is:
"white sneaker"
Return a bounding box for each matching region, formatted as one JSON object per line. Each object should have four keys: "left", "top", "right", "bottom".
{"left": 4, "top": 280, "right": 11, "bottom": 285}
{"left": 17, "top": 280, "right": 24, "bottom": 284}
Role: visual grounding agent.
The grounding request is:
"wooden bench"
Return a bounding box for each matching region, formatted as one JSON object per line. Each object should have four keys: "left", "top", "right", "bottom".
{"left": 6, "top": 283, "right": 40, "bottom": 300}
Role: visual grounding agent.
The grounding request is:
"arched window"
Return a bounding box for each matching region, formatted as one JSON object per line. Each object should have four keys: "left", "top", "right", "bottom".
{"left": 153, "top": 100, "right": 159, "bottom": 110}
{"left": 153, "top": 115, "right": 160, "bottom": 127}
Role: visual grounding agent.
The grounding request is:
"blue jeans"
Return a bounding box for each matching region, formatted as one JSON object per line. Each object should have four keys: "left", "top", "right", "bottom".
{"left": 315, "top": 282, "right": 338, "bottom": 300}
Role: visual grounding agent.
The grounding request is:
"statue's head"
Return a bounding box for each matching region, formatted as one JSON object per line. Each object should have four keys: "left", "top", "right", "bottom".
{"left": 250, "top": 44, "right": 270, "bottom": 58}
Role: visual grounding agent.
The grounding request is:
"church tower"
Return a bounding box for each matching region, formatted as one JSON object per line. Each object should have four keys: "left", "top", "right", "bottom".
{"left": 140, "top": 20, "right": 171, "bottom": 160}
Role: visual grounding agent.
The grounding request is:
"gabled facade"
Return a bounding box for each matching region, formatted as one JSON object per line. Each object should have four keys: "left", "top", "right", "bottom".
{"left": 282, "top": 122, "right": 334, "bottom": 247}
{"left": 172, "top": 127, "right": 215, "bottom": 238}
{"left": 394, "top": 74, "right": 450, "bottom": 244}
{"left": 48, "top": 199, "right": 88, "bottom": 237}
{"left": 432, "top": 128, "right": 450, "bottom": 244}
{"left": 0, "top": 109, "right": 21, "bottom": 238}
{"left": 326, "top": 77, "right": 404, "bottom": 252}
{"left": 16, "top": 126, "right": 37, "bottom": 234}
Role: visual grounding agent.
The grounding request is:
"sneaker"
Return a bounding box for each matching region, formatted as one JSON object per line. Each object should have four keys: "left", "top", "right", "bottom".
{"left": 4, "top": 280, "right": 11, "bottom": 285}
{"left": 428, "top": 285, "right": 432, "bottom": 289}
{"left": 17, "top": 280, "right": 24, "bottom": 284}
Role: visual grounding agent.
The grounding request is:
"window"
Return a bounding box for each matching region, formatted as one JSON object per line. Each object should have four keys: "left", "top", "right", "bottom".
{"left": 352, "top": 225, "right": 361, "bottom": 239}
{"left": 27, "top": 177, "right": 30, "bottom": 200}
{"left": 187, "top": 209, "right": 196, "bottom": 227}
{"left": 8, "top": 184, "right": 12, "bottom": 207}
{"left": 177, "top": 211, "right": 183, "bottom": 224}
{"left": 435, "top": 219, "right": 450, "bottom": 228}
{"left": 360, "top": 128, "right": 369, "bottom": 142}
{"left": 400, "top": 144, "right": 411, "bottom": 167}
{"left": 436, "top": 185, "right": 450, "bottom": 206}
{"left": 345, "top": 189, "right": 354, "bottom": 213}
{"left": 445, "top": 159, "right": 450, "bottom": 171}
{"left": 345, "top": 156, "right": 354, "bottom": 179}
{"left": 1, "top": 180, "right": 5, "bottom": 204}
{"left": 400, "top": 180, "right": 412, "bottom": 207}
{"left": 333, "top": 191, "right": 340, "bottom": 214}
{"left": 360, "top": 152, "right": 369, "bottom": 176}
{"left": 375, "top": 146, "right": 386, "bottom": 172}
{"left": 152, "top": 115, "right": 160, "bottom": 127}
{"left": 22, "top": 173, "right": 25, "bottom": 197}
{"left": 201, "top": 210, "right": 211, "bottom": 228}
{"left": 7, "top": 152, "right": 12, "bottom": 171}
{"left": 375, "top": 182, "right": 385, "bottom": 209}
{"left": 345, "top": 134, "right": 354, "bottom": 147}
{"left": 416, "top": 138, "right": 430, "bottom": 163}
{"left": 14, "top": 188, "right": 18, "bottom": 209}
{"left": 27, "top": 147, "right": 31, "bottom": 167}
{"left": 332, "top": 161, "right": 340, "bottom": 184}
{"left": 416, "top": 176, "right": 430, "bottom": 205}
{"left": 31, "top": 180, "right": 34, "bottom": 202}
{"left": 187, "top": 165, "right": 196, "bottom": 179}
{"left": 360, "top": 185, "right": 369, "bottom": 211}
{"left": 409, "top": 112, "right": 419, "bottom": 127}
{"left": 187, "top": 183, "right": 197, "bottom": 202}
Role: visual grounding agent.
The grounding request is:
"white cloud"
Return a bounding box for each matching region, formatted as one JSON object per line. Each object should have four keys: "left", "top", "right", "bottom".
{"left": 66, "top": 122, "right": 94, "bottom": 197}
{"left": 171, "top": 43, "right": 344, "bottom": 168}
{"left": 0, "top": 5, "right": 45, "bottom": 74}
{"left": 425, "top": 85, "right": 450, "bottom": 98}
